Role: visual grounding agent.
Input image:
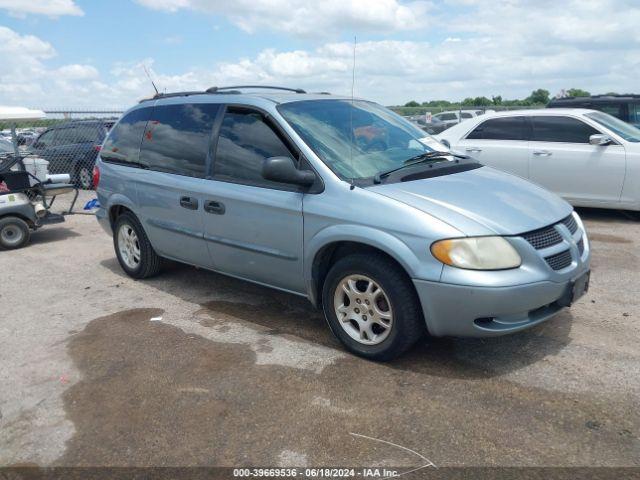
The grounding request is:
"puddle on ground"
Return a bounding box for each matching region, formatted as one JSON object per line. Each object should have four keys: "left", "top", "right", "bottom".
{"left": 55, "top": 308, "right": 639, "bottom": 467}
{"left": 197, "top": 299, "right": 339, "bottom": 349}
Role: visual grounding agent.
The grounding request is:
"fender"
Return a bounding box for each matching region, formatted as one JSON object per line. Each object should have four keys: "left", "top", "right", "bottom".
{"left": 105, "top": 192, "right": 137, "bottom": 218}
{"left": 304, "top": 224, "right": 425, "bottom": 305}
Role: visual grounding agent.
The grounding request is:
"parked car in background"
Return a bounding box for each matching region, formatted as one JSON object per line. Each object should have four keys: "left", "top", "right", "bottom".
{"left": 423, "top": 110, "right": 486, "bottom": 134}
{"left": 548, "top": 94, "right": 640, "bottom": 128}
{"left": 437, "top": 108, "right": 640, "bottom": 211}
{"left": 95, "top": 87, "right": 589, "bottom": 360}
{"left": 29, "top": 119, "right": 114, "bottom": 189}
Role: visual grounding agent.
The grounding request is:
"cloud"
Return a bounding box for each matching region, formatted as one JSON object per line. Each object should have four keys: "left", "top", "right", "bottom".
{"left": 0, "top": 27, "right": 98, "bottom": 106}
{"left": 1, "top": 1, "right": 640, "bottom": 107}
{"left": 134, "top": 0, "right": 432, "bottom": 36}
{"left": 0, "top": 0, "right": 83, "bottom": 17}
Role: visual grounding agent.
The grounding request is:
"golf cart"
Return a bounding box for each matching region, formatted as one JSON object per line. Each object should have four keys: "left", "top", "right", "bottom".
{"left": 0, "top": 107, "right": 76, "bottom": 249}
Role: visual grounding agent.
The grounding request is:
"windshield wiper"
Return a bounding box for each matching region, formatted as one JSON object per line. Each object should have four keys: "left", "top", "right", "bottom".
{"left": 373, "top": 150, "right": 469, "bottom": 184}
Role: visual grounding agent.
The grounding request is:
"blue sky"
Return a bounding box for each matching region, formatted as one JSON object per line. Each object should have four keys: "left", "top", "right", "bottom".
{"left": 0, "top": 0, "right": 638, "bottom": 107}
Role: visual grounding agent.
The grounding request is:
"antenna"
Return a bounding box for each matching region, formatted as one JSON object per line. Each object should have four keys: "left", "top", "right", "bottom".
{"left": 349, "top": 35, "right": 356, "bottom": 190}
{"left": 143, "top": 64, "right": 159, "bottom": 96}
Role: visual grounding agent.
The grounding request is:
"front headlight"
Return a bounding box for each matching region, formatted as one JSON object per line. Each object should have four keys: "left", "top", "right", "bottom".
{"left": 431, "top": 236, "right": 521, "bottom": 270}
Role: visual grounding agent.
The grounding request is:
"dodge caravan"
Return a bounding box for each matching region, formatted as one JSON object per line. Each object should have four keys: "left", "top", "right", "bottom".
{"left": 95, "top": 86, "right": 591, "bottom": 360}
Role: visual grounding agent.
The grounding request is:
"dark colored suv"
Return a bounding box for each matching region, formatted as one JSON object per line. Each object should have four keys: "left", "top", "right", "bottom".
{"left": 30, "top": 119, "right": 115, "bottom": 189}
{"left": 547, "top": 95, "right": 640, "bottom": 128}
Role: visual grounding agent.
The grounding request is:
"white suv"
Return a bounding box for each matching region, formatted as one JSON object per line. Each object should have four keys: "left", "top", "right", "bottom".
{"left": 437, "top": 108, "right": 640, "bottom": 212}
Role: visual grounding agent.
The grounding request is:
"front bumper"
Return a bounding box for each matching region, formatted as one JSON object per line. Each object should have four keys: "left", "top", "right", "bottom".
{"left": 413, "top": 271, "right": 589, "bottom": 337}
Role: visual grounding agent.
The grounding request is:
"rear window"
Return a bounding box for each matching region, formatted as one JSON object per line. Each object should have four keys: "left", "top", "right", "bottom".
{"left": 466, "top": 116, "right": 527, "bottom": 140}
{"left": 531, "top": 116, "right": 599, "bottom": 143}
{"left": 140, "top": 103, "right": 220, "bottom": 178}
{"left": 101, "top": 108, "right": 152, "bottom": 165}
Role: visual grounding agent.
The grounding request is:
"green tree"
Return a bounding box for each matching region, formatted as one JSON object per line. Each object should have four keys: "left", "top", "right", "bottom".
{"left": 404, "top": 100, "right": 420, "bottom": 107}
{"left": 492, "top": 95, "right": 503, "bottom": 106}
{"left": 527, "top": 89, "right": 550, "bottom": 104}
{"left": 473, "top": 96, "right": 493, "bottom": 106}
{"left": 566, "top": 88, "right": 591, "bottom": 97}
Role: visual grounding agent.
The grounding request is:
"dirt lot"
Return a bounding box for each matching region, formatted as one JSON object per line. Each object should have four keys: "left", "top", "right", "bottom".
{"left": 1, "top": 191, "right": 639, "bottom": 470}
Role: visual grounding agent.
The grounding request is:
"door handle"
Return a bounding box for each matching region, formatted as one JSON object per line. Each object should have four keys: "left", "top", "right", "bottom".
{"left": 465, "top": 147, "right": 482, "bottom": 153}
{"left": 179, "top": 196, "right": 198, "bottom": 210}
{"left": 533, "top": 150, "right": 552, "bottom": 156}
{"left": 204, "top": 200, "right": 225, "bottom": 215}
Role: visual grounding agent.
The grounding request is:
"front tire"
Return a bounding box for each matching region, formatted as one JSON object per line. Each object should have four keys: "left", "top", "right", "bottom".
{"left": 0, "top": 216, "right": 30, "bottom": 249}
{"left": 113, "top": 212, "right": 161, "bottom": 279}
{"left": 322, "top": 253, "right": 425, "bottom": 361}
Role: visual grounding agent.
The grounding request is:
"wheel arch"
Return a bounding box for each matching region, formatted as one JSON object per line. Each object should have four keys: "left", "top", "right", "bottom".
{"left": 305, "top": 226, "right": 423, "bottom": 307}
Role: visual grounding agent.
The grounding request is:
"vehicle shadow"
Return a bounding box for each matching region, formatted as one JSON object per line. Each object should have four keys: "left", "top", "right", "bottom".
{"left": 1, "top": 226, "right": 81, "bottom": 248}
{"left": 575, "top": 206, "right": 638, "bottom": 224}
{"left": 99, "top": 258, "right": 574, "bottom": 379}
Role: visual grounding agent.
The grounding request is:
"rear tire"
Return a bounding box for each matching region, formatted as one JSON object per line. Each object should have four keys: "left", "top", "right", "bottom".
{"left": 113, "top": 212, "right": 161, "bottom": 279}
{"left": 322, "top": 253, "right": 425, "bottom": 361}
{"left": 76, "top": 164, "right": 93, "bottom": 190}
{"left": 0, "top": 216, "right": 30, "bottom": 250}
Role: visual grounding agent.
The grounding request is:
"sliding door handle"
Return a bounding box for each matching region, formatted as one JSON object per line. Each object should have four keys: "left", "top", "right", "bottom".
{"left": 204, "top": 200, "right": 225, "bottom": 215}
{"left": 465, "top": 147, "right": 482, "bottom": 153}
{"left": 533, "top": 150, "right": 552, "bottom": 156}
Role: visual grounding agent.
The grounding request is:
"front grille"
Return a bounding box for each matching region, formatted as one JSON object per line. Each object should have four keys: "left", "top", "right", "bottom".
{"left": 523, "top": 226, "right": 563, "bottom": 250}
{"left": 577, "top": 238, "right": 584, "bottom": 255}
{"left": 545, "top": 250, "right": 572, "bottom": 270}
{"left": 561, "top": 215, "right": 578, "bottom": 234}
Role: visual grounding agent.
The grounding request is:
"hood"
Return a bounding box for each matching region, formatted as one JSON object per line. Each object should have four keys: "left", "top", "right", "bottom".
{"left": 369, "top": 166, "right": 572, "bottom": 236}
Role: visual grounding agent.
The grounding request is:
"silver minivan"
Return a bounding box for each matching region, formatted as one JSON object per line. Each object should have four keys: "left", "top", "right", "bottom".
{"left": 95, "top": 86, "right": 591, "bottom": 360}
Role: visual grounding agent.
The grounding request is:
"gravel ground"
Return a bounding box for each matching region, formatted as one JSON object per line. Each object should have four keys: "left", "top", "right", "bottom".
{"left": 0, "top": 191, "right": 638, "bottom": 470}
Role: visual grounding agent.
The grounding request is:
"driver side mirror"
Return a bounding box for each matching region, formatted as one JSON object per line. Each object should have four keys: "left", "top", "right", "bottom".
{"left": 262, "top": 156, "right": 316, "bottom": 186}
{"left": 589, "top": 134, "right": 613, "bottom": 146}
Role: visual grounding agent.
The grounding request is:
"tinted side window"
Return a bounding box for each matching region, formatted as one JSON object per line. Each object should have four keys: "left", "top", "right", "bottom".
{"left": 213, "top": 108, "right": 294, "bottom": 188}
{"left": 74, "top": 125, "right": 101, "bottom": 143}
{"left": 56, "top": 128, "right": 76, "bottom": 145}
{"left": 532, "top": 116, "right": 599, "bottom": 143}
{"left": 596, "top": 104, "right": 623, "bottom": 118}
{"left": 629, "top": 104, "right": 640, "bottom": 125}
{"left": 102, "top": 107, "right": 151, "bottom": 165}
{"left": 439, "top": 113, "right": 457, "bottom": 121}
{"left": 460, "top": 112, "right": 473, "bottom": 119}
{"left": 36, "top": 130, "right": 55, "bottom": 148}
{"left": 140, "top": 103, "right": 220, "bottom": 178}
{"left": 467, "top": 116, "right": 527, "bottom": 140}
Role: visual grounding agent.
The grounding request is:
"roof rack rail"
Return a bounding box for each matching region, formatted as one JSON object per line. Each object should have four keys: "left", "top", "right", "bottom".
{"left": 206, "top": 85, "right": 306, "bottom": 94}
{"left": 590, "top": 93, "right": 640, "bottom": 98}
{"left": 139, "top": 91, "right": 207, "bottom": 103}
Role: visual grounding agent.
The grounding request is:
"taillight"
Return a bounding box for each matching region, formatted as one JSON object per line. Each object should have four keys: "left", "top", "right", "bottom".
{"left": 92, "top": 165, "right": 100, "bottom": 188}
{"left": 94, "top": 145, "right": 102, "bottom": 152}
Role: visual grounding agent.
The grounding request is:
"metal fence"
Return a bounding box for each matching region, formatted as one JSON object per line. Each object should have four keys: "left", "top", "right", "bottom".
{"left": 0, "top": 109, "right": 124, "bottom": 191}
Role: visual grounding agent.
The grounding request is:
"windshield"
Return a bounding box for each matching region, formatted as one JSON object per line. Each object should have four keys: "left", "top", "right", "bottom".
{"left": 585, "top": 111, "right": 640, "bottom": 142}
{"left": 278, "top": 99, "right": 448, "bottom": 180}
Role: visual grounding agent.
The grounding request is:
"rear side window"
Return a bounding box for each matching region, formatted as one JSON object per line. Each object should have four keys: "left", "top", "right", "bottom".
{"left": 213, "top": 108, "right": 295, "bottom": 188}
{"left": 102, "top": 108, "right": 151, "bottom": 165}
{"left": 140, "top": 103, "right": 220, "bottom": 178}
{"left": 439, "top": 113, "right": 457, "bottom": 121}
{"left": 74, "top": 125, "right": 101, "bottom": 143}
{"left": 466, "top": 116, "right": 528, "bottom": 140}
{"left": 460, "top": 112, "right": 473, "bottom": 119}
{"left": 56, "top": 128, "right": 76, "bottom": 145}
{"left": 595, "top": 103, "right": 623, "bottom": 119}
{"left": 531, "top": 116, "right": 599, "bottom": 143}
